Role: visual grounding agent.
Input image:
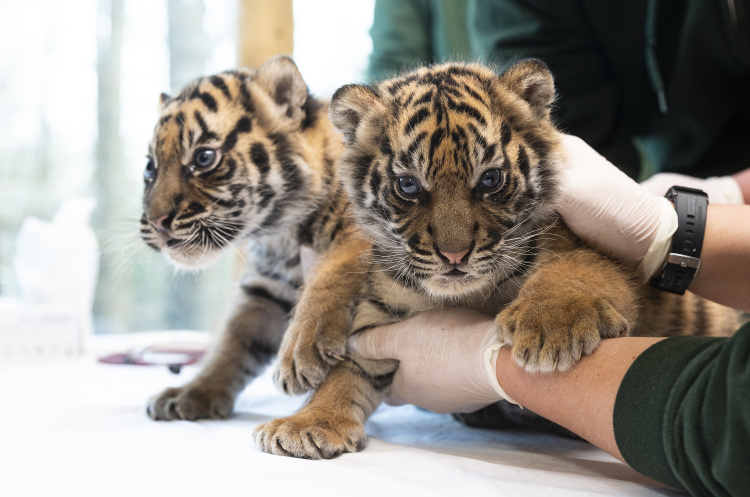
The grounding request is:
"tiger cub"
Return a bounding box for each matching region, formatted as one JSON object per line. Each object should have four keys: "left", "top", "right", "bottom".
{"left": 142, "top": 56, "right": 369, "bottom": 421}
{"left": 254, "top": 60, "right": 741, "bottom": 458}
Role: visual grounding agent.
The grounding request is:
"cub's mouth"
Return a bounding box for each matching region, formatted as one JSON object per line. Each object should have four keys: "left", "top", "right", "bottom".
{"left": 144, "top": 228, "right": 187, "bottom": 250}
{"left": 161, "top": 239, "right": 224, "bottom": 270}
{"left": 444, "top": 268, "right": 467, "bottom": 277}
{"left": 141, "top": 220, "right": 236, "bottom": 270}
{"left": 422, "top": 265, "right": 484, "bottom": 298}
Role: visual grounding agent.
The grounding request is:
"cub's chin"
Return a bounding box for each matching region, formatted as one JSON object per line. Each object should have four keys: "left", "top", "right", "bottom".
{"left": 419, "top": 271, "right": 490, "bottom": 300}
{"left": 161, "top": 245, "right": 225, "bottom": 271}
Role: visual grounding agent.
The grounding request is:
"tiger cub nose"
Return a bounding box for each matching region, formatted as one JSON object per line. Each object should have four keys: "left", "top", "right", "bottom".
{"left": 149, "top": 215, "right": 173, "bottom": 235}
{"left": 439, "top": 247, "right": 470, "bottom": 265}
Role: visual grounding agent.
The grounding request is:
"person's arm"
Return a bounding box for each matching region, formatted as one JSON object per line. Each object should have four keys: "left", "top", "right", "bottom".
{"left": 347, "top": 310, "right": 659, "bottom": 461}
{"left": 494, "top": 336, "right": 664, "bottom": 461}
{"left": 350, "top": 311, "right": 750, "bottom": 494}
{"left": 349, "top": 309, "right": 662, "bottom": 459}
{"left": 500, "top": 321, "right": 750, "bottom": 494}
{"left": 688, "top": 204, "right": 750, "bottom": 310}
{"left": 558, "top": 134, "right": 750, "bottom": 311}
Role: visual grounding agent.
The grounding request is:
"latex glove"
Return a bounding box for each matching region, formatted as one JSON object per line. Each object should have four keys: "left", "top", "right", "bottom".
{"left": 557, "top": 134, "right": 677, "bottom": 280}
{"left": 347, "top": 309, "right": 516, "bottom": 414}
{"left": 640, "top": 172, "right": 744, "bottom": 204}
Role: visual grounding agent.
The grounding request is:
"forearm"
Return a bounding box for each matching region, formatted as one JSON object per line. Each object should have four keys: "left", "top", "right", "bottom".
{"left": 687, "top": 204, "right": 750, "bottom": 311}
{"left": 497, "top": 326, "right": 750, "bottom": 495}
{"left": 494, "top": 336, "right": 665, "bottom": 461}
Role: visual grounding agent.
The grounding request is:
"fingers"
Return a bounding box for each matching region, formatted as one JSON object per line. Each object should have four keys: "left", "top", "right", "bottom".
{"left": 641, "top": 173, "right": 744, "bottom": 204}
{"left": 346, "top": 327, "right": 397, "bottom": 360}
{"left": 556, "top": 132, "right": 672, "bottom": 266}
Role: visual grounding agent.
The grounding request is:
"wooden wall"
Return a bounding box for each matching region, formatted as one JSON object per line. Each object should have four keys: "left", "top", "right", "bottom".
{"left": 237, "top": 0, "right": 294, "bottom": 67}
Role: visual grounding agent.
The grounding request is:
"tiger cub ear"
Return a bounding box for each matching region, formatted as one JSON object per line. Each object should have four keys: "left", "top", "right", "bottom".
{"left": 330, "top": 84, "right": 380, "bottom": 144}
{"left": 255, "top": 55, "right": 308, "bottom": 124}
{"left": 499, "top": 59, "right": 555, "bottom": 120}
{"left": 158, "top": 92, "right": 171, "bottom": 111}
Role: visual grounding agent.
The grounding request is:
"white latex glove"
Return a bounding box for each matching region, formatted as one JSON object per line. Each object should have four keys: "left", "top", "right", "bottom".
{"left": 347, "top": 308, "right": 516, "bottom": 414}
{"left": 557, "top": 134, "right": 678, "bottom": 280}
{"left": 640, "top": 172, "right": 744, "bottom": 204}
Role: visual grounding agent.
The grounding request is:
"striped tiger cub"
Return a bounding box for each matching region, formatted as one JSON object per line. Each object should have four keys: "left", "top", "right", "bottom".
{"left": 142, "top": 56, "right": 369, "bottom": 421}
{"left": 254, "top": 60, "right": 741, "bottom": 458}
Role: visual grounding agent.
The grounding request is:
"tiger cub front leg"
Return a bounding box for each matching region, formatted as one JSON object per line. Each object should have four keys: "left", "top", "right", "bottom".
{"left": 273, "top": 235, "right": 370, "bottom": 395}
{"left": 147, "top": 285, "right": 289, "bottom": 421}
{"left": 495, "top": 248, "right": 639, "bottom": 372}
{"left": 256, "top": 356, "right": 398, "bottom": 459}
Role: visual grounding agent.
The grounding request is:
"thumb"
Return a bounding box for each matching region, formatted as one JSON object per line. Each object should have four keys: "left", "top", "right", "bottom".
{"left": 347, "top": 326, "right": 398, "bottom": 360}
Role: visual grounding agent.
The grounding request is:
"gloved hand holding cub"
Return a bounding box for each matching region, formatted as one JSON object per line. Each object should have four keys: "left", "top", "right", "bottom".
{"left": 348, "top": 308, "right": 515, "bottom": 413}
{"left": 555, "top": 134, "right": 678, "bottom": 280}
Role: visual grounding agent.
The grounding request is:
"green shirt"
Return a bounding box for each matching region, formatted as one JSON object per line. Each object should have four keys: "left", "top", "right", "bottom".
{"left": 368, "top": 0, "right": 474, "bottom": 82}
{"left": 614, "top": 322, "right": 750, "bottom": 495}
{"left": 471, "top": 0, "right": 750, "bottom": 179}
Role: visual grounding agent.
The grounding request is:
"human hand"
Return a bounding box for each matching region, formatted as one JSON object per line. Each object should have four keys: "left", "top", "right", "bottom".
{"left": 640, "top": 172, "right": 744, "bottom": 204}
{"left": 347, "top": 309, "right": 516, "bottom": 414}
{"left": 556, "top": 134, "right": 677, "bottom": 280}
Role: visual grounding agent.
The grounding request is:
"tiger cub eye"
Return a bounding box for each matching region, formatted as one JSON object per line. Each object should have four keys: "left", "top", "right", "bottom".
{"left": 478, "top": 169, "right": 504, "bottom": 191}
{"left": 193, "top": 148, "right": 217, "bottom": 168}
{"left": 144, "top": 157, "right": 156, "bottom": 182}
{"left": 398, "top": 176, "right": 422, "bottom": 197}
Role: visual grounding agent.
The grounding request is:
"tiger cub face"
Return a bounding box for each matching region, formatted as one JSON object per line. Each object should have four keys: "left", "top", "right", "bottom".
{"left": 140, "top": 57, "right": 317, "bottom": 268}
{"left": 330, "top": 60, "right": 561, "bottom": 299}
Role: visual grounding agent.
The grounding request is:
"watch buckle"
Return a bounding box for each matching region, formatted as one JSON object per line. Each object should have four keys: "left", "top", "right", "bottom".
{"left": 665, "top": 252, "right": 701, "bottom": 271}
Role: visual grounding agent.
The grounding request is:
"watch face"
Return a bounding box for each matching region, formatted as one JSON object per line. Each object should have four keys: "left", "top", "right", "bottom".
{"left": 667, "top": 185, "right": 709, "bottom": 200}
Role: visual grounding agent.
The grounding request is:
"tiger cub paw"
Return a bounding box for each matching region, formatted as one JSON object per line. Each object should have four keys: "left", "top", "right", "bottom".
{"left": 253, "top": 412, "right": 367, "bottom": 459}
{"left": 146, "top": 384, "right": 234, "bottom": 421}
{"left": 495, "top": 292, "right": 629, "bottom": 373}
{"left": 273, "top": 313, "right": 347, "bottom": 396}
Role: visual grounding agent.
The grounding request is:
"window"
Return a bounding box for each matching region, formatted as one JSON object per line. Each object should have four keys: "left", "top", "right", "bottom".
{"left": 0, "top": 0, "right": 374, "bottom": 341}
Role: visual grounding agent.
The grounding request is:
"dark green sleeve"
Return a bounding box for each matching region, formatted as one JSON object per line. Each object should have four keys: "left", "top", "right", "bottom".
{"left": 368, "top": 0, "right": 473, "bottom": 84}
{"left": 367, "top": 0, "right": 433, "bottom": 83}
{"left": 614, "top": 322, "right": 750, "bottom": 495}
{"left": 469, "top": 0, "right": 642, "bottom": 178}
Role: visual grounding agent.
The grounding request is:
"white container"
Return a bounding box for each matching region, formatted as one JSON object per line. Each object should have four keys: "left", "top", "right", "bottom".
{"left": 0, "top": 299, "right": 80, "bottom": 364}
{"left": 13, "top": 197, "right": 100, "bottom": 349}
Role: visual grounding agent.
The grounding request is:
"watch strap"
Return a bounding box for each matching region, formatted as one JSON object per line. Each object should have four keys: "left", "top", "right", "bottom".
{"left": 650, "top": 186, "right": 708, "bottom": 295}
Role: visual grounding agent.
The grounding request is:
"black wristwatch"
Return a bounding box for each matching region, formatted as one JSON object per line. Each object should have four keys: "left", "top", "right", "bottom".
{"left": 650, "top": 186, "right": 709, "bottom": 295}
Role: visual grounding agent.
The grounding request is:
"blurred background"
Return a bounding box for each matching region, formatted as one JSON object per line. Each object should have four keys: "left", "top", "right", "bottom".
{"left": 0, "top": 0, "right": 375, "bottom": 350}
